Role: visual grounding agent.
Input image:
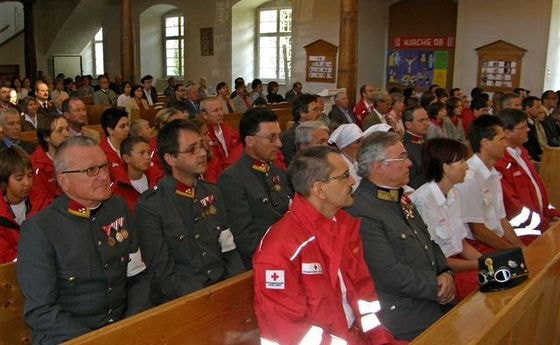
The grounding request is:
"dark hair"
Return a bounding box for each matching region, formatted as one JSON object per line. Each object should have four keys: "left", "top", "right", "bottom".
{"left": 0, "top": 146, "right": 32, "bottom": 194}
{"left": 97, "top": 75, "right": 108, "bottom": 81}
{"left": 450, "top": 88, "right": 461, "bottom": 96}
{"left": 513, "top": 88, "right": 528, "bottom": 96}
{"left": 173, "top": 83, "right": 185, "bottom": 91}
{"left": 292, "top": 82, "right": 302, "bottom": 89}
{"left": 402, "top": 105, "right": 420, "bottom": 123}
{"left": 470, "top": 95, "right": 488, "bottom": 111}
{"left": 140, "top": 75, "right": 153, "bottom": 83}
{"left": 521, "top": 96, "right": 540, "bottom": 111}
{"left": 37, "top": 114, "right": 69, "bottom": 151}
{"left": 156, "top": 119, "right": 200, "bottom": 174}
{"left": 166, "top": 100, "right": 190, "bottom": 115}
{"left": 420, "top": 92, "right": 436, "bottom": 110}
{"left": 251, "top": 79, "right": 262, "bottom": 90}
{"left": 403, "top": 87, "right": 415, "bottom": 100}
{"left": 541, "top": 90, "right": 556, "bottom": 103}
{"left": 429, "top": 84, "right": 439, "bottom": 93}
{"left": 239, "top": 107, "right": 278, "bottom": 145}
{"left": 388, "top": 87, "right": 401, "bottom": 94}
{"left": 216, "top": 82, "right": 227, "bottom": 91}
{"left": 121, "top": 81, "right": 132, "bottom": 92}
{"left": 405, "top": 96, "right": 419, "bottom": 108}
{"left": 267, "top": 81, "right": 279, "bottom": 93}
{"left": 422, "top": 138, "right": 468, "bottom": 182}
{"left": 434, "top": 88, "right": 448, "bottom": 101}
{"left": 446, "top": 97, "right": 462, "bottom": 118}
{"left": 471, "top": 87, "right": 483, "bottom": 98}
{"left": 252, "top": 97, "right": 268, "bottom": 107}
{"left": 292, "top": 93, "right": 318, "bottom": 121}
{"left": 498, "top": 108, "right": 528, "bottom": 131}
{"left": 131, "top": 84, "right": 143, "bottom": 98}
{"left": 499, "top": 93, "right": 520, "bottom": 110}
{"left": 234, "top": 77, "right": 245, "bottom": 87}
{"left": 468, "top": 114, "right": 504, "bottom": 153}
{"left": 359, "top": 84, "right": 367, "bottom": 97}
{"left": 120, "top": 135, "right": 149, "bottom": 157}
{"left": 101, "top": 108, "right": 128, "bottom": 136}
{"left": 427, "top": 102, "right": 446, "bottom": 120}
{"left": 287, "top": 146, "right": 340, "bottom": 197}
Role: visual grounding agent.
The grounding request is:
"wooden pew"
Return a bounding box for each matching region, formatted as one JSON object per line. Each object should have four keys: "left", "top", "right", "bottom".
{"left": 79, "top": 96, "right": 93, "bottom": 105}
{"left": 411, "top": 222, "right": 560, "bottom": 345}
{"left": 0, "top": 262, "right": 31, "bottom": 345}
{"left": 86, "top": 104, "right": 112, "bottom": 126}
{"left": 222, "top": 108, "right": 292, "bottom": 133}
{"left": 539, "top": 147, "right": 560, "bottom": 208}
{"left": 64, "top": 271, "right": 258, "bottom": 345}
{"left": 19, "top": 125, "right": 104, "bottom": 146}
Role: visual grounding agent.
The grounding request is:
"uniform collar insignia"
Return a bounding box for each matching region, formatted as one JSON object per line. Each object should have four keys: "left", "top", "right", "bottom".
{"left": 376, "top": 186, "right": 400, "bottom": 202}
{"left": 175, "top": 180, "right": 196, "bottom": 199}
{"left": 252, "top": 159, "right": 271, "bottom": 173}
{"left": 407, "top": 131, "right": 424, "bottom": 144}
{"left": 67, "top": 199, "right": 91, "bottom": 218}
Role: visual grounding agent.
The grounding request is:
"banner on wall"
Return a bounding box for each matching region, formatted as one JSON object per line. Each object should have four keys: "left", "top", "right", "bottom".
{"left": 386, "top": 50, "right": 448, "bottom": 89}
{"left": 392, "top": 36, "right": 455, "bottom": 49}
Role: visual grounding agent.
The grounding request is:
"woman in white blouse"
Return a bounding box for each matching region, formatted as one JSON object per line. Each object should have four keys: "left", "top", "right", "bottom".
{"left": 117, "top": 81, "right": 132, "bottom": 108}
{"left": 410, "top": 138, "right": 482, "bottom": 300}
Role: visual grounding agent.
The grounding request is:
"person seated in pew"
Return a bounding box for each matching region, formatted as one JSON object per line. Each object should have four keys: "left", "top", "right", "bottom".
{"left": 17, "top": 136, "right": 143, "bottom": 344}
{"left": 253, "top": 146, "right": 404, "bottom": 345}
{"left": 495, "top": 109, "right": 560, "bottom": 232}
{"left": 218, "top": 108, "right": 292, "bottom": 269}
{"left": 125, "top": 85, "right": 150, "bottom": 114}
{"left": 99, "top": 108, "right": 130, "bottom": 182}
{"left": 112, "top": 136, "right": 155, "bottom": 213}
{"left": 346, "top": 132, "right": 455, "bottom": 341}
{"left": 455, "top": 115, "right": 530, "bottom": 255}
{"left": 231, "top": 82, "right": 251, "bottom": 114}
{"left": 20, "top": 96, "right": 42, "bottom": 132}
{"left": 0, "top": 147, "right": 49, "bottom": 264}
{"left": 117, "top": 81, "right": 132, "bottom": 108}
{"left": 30, "top": 114, "right": 71, "bottom": 203}
{"left": 216, "top": 81, "right": 236, "bottom": 114}
{"left": 134, "top": 120, "right": 244, "bottom": 305}
{"left": 0, "top": 108, "right": 36, "bottom": 154}
{"left": 129, "top": 119, "right": 152, "bottom": 141}
{"left": 63, "top": 97, "right": 100, "bottom": 143}
{"left": 200, "top": 97, "right": 243, "bottom": 183}
{"left": 266, "top": 81, "right": 285, "bottom": 104}
{"left": 93, "top": 75, "right": 117, "bottom": 106}
{"left": 328, "top": 123, "right": 364, "bottom": 192}
{"left": 402, "top": 105, "right": 429, "bottom": 189}
{"left": 294, "top": 120, "right": 330, "bottom": 151}
{"left": 410, "top": 138, "right": 482, "bottom": 301}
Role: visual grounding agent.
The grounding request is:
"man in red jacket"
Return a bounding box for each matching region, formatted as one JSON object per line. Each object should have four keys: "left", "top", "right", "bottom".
{"left": 253, "top": 146, "right": 403, "bottom": 345}
{"left": 353, "top": 84, "right": 376, "bottom": 128}
{"left": 495, "top": 108, "right": 560, "bottom": 232}
{"left": 200, "top": 97, "right": 243, "bottom": 182}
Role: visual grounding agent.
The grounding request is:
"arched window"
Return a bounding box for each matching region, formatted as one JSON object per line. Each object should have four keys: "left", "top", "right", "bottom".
{"left": 93, "top": 28, "right": 104, "bottom": 76}
{"left": 256, "top": 1, "right": 292, "bottom": 82}
{"left": 163, "top": 13, "right": 185, "bottom": 77}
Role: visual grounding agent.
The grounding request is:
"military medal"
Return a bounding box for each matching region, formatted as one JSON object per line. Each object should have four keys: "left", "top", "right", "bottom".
{"left": 107, "top": 236, "right": 116, "bottom": 247}
{"left": 200, "top": 195, "right": 217, "bottom": 217}
{"left": 208, "top": 205, "right": 217, "bottom": 215}
{"left": 120, "top": 228, "right": 129, "bottom": 240}
{"left": 400, "top": 194, "right": 415, "bottom": 220}
{"left": 272, "top": 175, "right": 282, "bottom": 192}
{"left": 115, "top": 231, "right": 124, "bottom": 243}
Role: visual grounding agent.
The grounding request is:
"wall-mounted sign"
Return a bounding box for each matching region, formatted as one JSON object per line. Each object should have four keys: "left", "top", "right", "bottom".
{"left": 304, "top": 39, "right": 338, "bottom": 83}
{"left": 392, "top": 36, "right": 455, "bottom": 49}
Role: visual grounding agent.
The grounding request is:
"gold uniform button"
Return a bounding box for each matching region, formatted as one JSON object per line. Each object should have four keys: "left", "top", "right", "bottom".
{"left": 179, "top": 235, "right": 185, "bottom": 240}
{"left": 202, "top": 251, "right": 207, "bottom": 256}
{"left": 424, "top": 245, "right": 428, "bottom": 250}
{"left": 207, "top": 269, "right": 212, "bottom": 275}
{"left": 195, "top": 234, "right": 200, "bottom": 239}
{"left": 400, "top": 234, "right": 407, "bottom": 239}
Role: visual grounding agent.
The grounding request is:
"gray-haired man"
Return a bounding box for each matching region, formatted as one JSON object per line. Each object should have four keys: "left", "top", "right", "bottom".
{"left": 295, "top": 120, "right": 329, "bottom": 151}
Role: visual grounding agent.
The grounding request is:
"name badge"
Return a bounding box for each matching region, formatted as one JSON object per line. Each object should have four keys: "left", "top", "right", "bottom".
{"left": 302, "top": 263, "right": 323, "bottom": 275}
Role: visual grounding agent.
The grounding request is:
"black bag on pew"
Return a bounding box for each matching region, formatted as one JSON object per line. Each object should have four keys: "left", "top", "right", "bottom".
{"left": 477, "top": 247, "right": 529, "bottom": 292}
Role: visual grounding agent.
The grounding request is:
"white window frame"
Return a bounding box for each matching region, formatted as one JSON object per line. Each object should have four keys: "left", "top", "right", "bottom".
{"left": 163, "top": 12, "right": 185, "bottom": 78}
{"left": 93, "top": 28, "right": 104, "bottom": 77}
{"left": 256, "top": 1, "right": 292, "bottom": 83}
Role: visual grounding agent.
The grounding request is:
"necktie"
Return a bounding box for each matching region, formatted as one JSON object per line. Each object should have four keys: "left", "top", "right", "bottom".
{"left": 43, "top": 103, "right": 48, "bottom": 111}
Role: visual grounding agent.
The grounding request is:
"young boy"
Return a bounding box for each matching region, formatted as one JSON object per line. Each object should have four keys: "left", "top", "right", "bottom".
{"left": 0, "top": 147, "right": 49, "bottom": 263}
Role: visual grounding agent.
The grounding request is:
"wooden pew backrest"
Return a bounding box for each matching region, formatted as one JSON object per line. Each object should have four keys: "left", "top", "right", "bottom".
{"left": 0, "top": 262, "right": 31, "bottom": 345}
{"left": 86, "top": 105, "right": 112, "bottom": 126}
{"left": 64, "top": 271, "right": 259, "bottom": 345}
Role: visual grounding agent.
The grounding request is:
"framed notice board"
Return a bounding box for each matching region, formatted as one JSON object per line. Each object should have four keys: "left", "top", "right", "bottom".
{"left": 304, "top": 39, "right": 337, "bottom": 83}
{"left": 475, "top": 40, "right": 526, "bottom": 92}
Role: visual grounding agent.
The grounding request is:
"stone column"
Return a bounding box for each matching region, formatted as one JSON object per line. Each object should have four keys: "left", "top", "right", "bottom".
{"left": 121, "top": 0, "right": 134, "bottom": 82}
{"left": 337, "top": 0, "right": 358, "bottom": 107}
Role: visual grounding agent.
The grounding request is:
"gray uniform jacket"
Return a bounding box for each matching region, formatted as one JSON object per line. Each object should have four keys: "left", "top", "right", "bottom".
{"left": 93, "top": 89, "right": 117, "bottom": 106}
{"left": 134, "top": 175, "right": 244, "bottom": 305}
{"left": 346, "top": 180, "right": 450, "bottom": 341}
{"left": 402, "top": 131, "right": 426, "bottom": 189}
{"left": 218, "top": 153, "right": 292, "bottom": 269}
{"left": 17, "top": 194, "right": 138, "bottom": 345}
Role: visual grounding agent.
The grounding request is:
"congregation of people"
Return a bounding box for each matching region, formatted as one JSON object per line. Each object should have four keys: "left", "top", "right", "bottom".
{"left": 1, "top": 70, "right": 560, "bottom": 345}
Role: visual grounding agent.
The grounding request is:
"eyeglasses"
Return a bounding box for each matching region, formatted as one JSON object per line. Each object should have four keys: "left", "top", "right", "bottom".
{"left": 62, "top": 162, "right": 109, "bottom": 177}
{"left": 382, "top": 153, "right": 409, "bottom": 164}
{"left": 320, "top": 170, "right": 350, "bottom": 183}
{"left": 177, "top": 141, "right": 206, "bottom": 155}
{"left": 253, "top": 133, "right": 281, "bottom": 143}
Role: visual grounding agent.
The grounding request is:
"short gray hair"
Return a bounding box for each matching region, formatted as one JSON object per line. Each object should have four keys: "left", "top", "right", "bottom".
{"left": 54, "top": 136, "right": 97, "bottom": 174}
{"left": 373, "top": 90, "right": 389, "bottom": 107}
{"left": 287, "top": 146, "right": 340, "bottom": 197}
{"left": 334, "top": 91, "right": 347, "bottom": 102}
{"left": 357, "top": 131, "right": 401, "bottom": 178}
{"left": 200, "top": 96, "right": 220, "bottom": 113}
{"left": 390, "top": 92, "right": 404, "bottom": 105}
{"left": 295, "top": 121, "right": 329, "bottom": 145}
{"left": 0, "top": 108, "right": 19, "bottom": 126}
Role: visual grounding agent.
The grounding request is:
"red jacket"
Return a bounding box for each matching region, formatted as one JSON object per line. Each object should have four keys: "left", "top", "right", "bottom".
{"left": 29, "top": 146, "right": 58, "bottom": 203}
{"left": 148, "top": 137, "right": 164, "bottom": 184}
{"left": 99, "top": 136, "right": 127, "bottom": 182}
{"left": 203, "top": 123, "right": 243, "bottom": 182}
{"left": 495, "top": 147, "right": 560, "bottom": 230}
{"left": 353, "top": 99, "right": 373, "bottom": 128}
{"left": 0, "top": 193, "right": 49, "bottom": 263}
{"left": 460, "top": 108, "right": 475, "bottom": 137}
{"left": 111, "top": 168, "right": 156, "bottom": 213}
{"left": 253, "top": 195, "right": 400, "bottom": 345}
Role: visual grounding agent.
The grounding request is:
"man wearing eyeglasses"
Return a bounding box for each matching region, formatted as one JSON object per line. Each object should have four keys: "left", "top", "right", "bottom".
{"left": 254, "top": 146, "right": 402, "bottom": 345}
{"left": 134, "top": 120, "right": 244, "bottom": 305}
{"left": 218, "top": 108, "right": 292, "bottom": 269}
{"left": 347, "top": 131, "right": 454, "bottom": 341}
{"left": 402, "top": 105, "right": 429, "bottom": 189}
{"left": 17, "top": 136, "right": 144, "bottom": 344}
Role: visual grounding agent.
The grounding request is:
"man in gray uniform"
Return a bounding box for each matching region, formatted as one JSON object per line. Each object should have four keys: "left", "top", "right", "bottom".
{"left": 346, "top": 131, "right": 455, "bottom": 341}
{"left": 218, "top": 108, "right": 292, "bottom": 269}
{"left": 18, "top": 136, "right": 141, "bottom": 345}
{"left": 402, "top": 106, "right": 429, "bottom": 189}
{"left": 134, "top": 120, "right": 244, "bottom": 305}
